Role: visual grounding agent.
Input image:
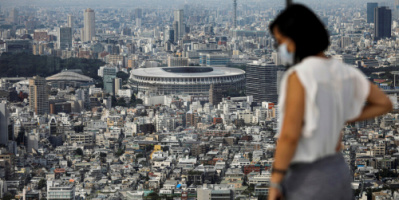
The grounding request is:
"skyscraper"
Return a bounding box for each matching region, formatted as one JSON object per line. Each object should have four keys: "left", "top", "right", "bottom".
{"left": 135, "top": 8, "right": 143, "bottom": 19}
{"left": 57, "top": 27, "right": 72, "bottom": 50}
{"left": 246, "top": 62, "right": 285, "bottom": 103}
{"left": 103, "top": 67, "right": 117, "bottom": 95}
{"left": 167, "top": 29, "right": 174, "bottom": 43}
{"left": 67, "top": 15, "right": 74, "bottom": 28}
{"left": 174, "top": 9, "right": 184, "bottom": 40}
{"left": 29, "top": 76, "right": 49, "bottom": 115}
{"left": 83, "top": 8, "right": 95, "bottom": 42}
{"left": 233, "top": 0, "right": 237, "bottom": 29}
{"left": 9, "top": 8, "right": 18, "bottom": 24}
{"left": 395, "top": 0, "right": 399, "bottom": 19}
{"left": 113, "top": 78, "right": 122, "bottom": 96}
{"left": 367, "top": 3, "right": 378, "bottom": 23}
{"left": 135, "top": 8, "right": 143, "bottom": 27}
{"left": 173, "top": 21, "right": 179, "bottom": 43}
{"left": 0, "top": 102, "right": 9, "bottom": 146}
{"left": 209, "top": 84, "right": 223, "bottom": 106}
{"left": 374, "top": 6, "right": 392, "bottom": 40}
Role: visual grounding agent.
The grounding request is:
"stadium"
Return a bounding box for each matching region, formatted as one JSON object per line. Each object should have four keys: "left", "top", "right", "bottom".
{"left": 129, "top": 66, "right": 246, "bottom": 95}
{"left": 46, "top": 70, "right": 93, "bottom": 89}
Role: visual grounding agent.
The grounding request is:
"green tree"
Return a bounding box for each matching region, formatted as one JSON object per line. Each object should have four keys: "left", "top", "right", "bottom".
{"left": 2, "top": 193, "right": 14, "bottom": 200}
{"left": 131, "top": 93, "right": 136, "bottom": 102}
{"left": 130, "top": 93, "right": 137, "bottom": 106}
{"left": 111, "top": 96, "right": 117, "bottom": 107}
{"left": 162, "top": 146, "right": 169, "bottom": 152}
{"left": 145, "top": 192, "right": 159, "bottom": 200}
{"left": 140, "top": 110, "right": 148, "bottom": 117}
{"left": 117, "top": 98, "right": 127, "bottom": 107}
{"left": 95, "top": 79, "right": 104, "bottom": 88}
{"left": 116, "top": 71, "right": 129, "bottom": 83}
{"left": 145, "top": 145, "right": 154, "bottom": 151}
{"left": 0, "top": 53, "right": 105, "bottom": 81}
{"left": 38, "top": 179, "right": 46, "bottom": 189}
{"left": 74, "top": 148, "right": 83, "bottom": 156}
{"left": 136, "top": 154, "right": 144, "bottom": 158}
{"left": 115, "top": 148, "right": 125, "bottom": 157}
{"left": 258, "top": 195, "right": 267, "bottom": 200}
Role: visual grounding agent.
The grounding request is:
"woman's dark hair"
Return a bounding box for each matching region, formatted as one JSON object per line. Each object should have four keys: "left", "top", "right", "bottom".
{"left": 269, "top": 4, "right": 329, "bottom": 64}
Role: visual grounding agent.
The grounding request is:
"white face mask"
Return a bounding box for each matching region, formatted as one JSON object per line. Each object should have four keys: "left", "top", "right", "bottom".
{"left": 278, "top": 43, "right": 294, "bottom": 66}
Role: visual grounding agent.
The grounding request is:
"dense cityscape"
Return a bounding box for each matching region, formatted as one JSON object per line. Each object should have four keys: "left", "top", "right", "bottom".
{"left": 0, "top": 0, "right": 398, "bottom": 199}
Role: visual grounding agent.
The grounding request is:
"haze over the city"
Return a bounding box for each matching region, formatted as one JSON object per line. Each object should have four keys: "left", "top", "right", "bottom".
{"left": 0, "top": 0, "right": 398, "bottom": 199}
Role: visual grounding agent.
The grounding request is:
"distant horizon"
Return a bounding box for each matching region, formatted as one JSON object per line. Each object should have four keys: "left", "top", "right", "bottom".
{"left": 0, "top": 0, "right": 379, "bottom": 9}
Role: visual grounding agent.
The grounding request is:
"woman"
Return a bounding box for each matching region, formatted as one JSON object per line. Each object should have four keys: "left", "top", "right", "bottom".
{"left": 268, "top": 4, "right": 393, "bottom": 200}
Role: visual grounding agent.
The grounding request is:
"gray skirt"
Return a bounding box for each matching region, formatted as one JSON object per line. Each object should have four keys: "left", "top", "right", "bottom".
{"left": 281, "top": 153, "right": 354, "bottom": 200}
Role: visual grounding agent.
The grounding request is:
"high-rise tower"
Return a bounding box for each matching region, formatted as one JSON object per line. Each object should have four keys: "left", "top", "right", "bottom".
{"left": 174, "top": 9, "right": 184, "bottom": 40}
{"left": 29, "top": 76, "right": 49, "bottom": 115}
{"left": 83, "top": 8, "right": 95, "bottom": 42}
{"left": 135, "top": 8, "right": 143, "bottom": 19}
{"left": 67, "top": 15, "right": 74, "bottom": 28}
{"left": 9, "top": 8, "right": 18, "bottom": 24}
{"left": 367, "top": 3, "right": 378, "bottom": 23}
{"left": 246, "top": 63, "right": 285, "bottom": 103}
{"left": 173, "top": 21, "right": 179, "bottom": 43}
{"left": 103, "top": 67, "right": 117, "bottom": 95}
{"left": 57, "top": 27, "right": 72, "bottom": 50}
{"left": 135, "top": 8, "right": 143, "bottom": 26}
{"left": 374, "top": 6, "right": 392, "bottom": 40}
{"left": 0, "top": 102, "right": 9, "bottom": 146}
{"left": 233, "top": 0, "right": 237, "bottom": 29}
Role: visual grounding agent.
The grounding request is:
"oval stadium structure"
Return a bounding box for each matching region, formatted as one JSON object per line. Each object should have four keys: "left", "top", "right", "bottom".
{"left": 129, "top": 66, "right": 246, "bottom": 95}
{"left": 46, "top": 71, "right": 93, "bottom": 89}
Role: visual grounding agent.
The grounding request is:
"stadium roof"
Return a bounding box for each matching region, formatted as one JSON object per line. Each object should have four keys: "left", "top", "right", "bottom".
{"left": 131, "top": 66, "right": 245, "bottom": 78}
{"left": 46, "top": 71, "right": 93, "bottom": 82}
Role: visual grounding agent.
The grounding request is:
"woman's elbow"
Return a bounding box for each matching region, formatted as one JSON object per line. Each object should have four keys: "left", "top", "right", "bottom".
{"left": 385, "top": 98, "right": 393, "bottom": 112}
{"left": 278, "top": 132, "right": 301, "bottom": 146}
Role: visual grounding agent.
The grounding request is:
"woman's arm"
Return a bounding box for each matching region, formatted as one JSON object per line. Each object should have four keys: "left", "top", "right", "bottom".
{"left": 348, "top": 83, "right": 393, "bottom": 123}
{"left": 271, "top": 72, "right": 305, "bottom": 184}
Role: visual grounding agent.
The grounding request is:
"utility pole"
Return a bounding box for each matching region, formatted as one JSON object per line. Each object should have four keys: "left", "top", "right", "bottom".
{"left": 286, "top": 0, "right": 292, "bottom": 7}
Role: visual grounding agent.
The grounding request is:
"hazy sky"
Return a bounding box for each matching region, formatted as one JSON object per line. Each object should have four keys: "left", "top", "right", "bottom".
{"left": 0, "top": 0, "right": 387, "bottom": 9}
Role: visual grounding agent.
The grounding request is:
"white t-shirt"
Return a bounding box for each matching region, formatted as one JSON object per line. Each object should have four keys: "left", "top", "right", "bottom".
{"left": 276, "top": 56, "right": 370, "bottom": 163}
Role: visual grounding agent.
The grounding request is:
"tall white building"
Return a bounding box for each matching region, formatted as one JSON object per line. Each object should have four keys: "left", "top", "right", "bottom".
{"left": 174, "top": 9, "right": 184, "bottom": 40}
{"left": 83, "top": 8, "right": 95, "bottom": 42}
{"left": 0, "top": 102, "right": 8, "bottom": 146}
{"left": 271, "top": 52, "right": 282, "bottom": 66}
{"left": 67, "top": 15, "right": 74, "bottom": 28}
{"left": 114, "top": 78, "right": 122, "bottom": 96}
